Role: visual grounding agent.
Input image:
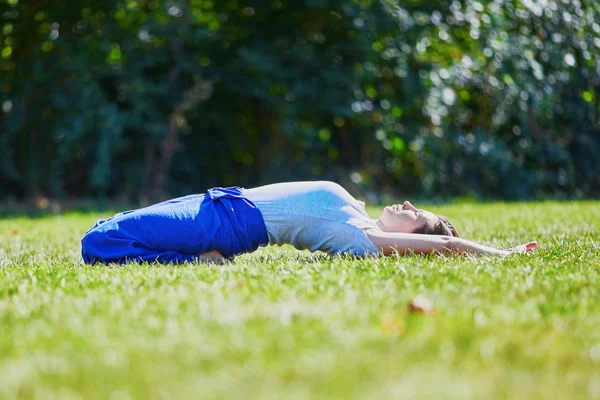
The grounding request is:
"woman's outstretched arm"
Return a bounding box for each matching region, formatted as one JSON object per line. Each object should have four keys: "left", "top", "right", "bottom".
{"left": 364, "top": 229, "right": 537, "bottom": 256}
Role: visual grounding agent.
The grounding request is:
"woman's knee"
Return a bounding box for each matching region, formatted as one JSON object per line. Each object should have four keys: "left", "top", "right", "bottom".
{"left": 81, "top": 222, "right": 139, "bottom": 264}
{"left": 81, "top": 227, "right": 107, "bottom": 264}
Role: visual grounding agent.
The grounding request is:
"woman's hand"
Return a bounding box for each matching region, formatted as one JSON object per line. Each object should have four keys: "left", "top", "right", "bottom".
{"left": 506, "top": 241, "right": 538, "bottom": 254}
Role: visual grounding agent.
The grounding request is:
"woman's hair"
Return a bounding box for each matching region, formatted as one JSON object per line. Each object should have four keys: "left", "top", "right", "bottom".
{"left": 412, "top": 215, "right": 459, "bottom": 237}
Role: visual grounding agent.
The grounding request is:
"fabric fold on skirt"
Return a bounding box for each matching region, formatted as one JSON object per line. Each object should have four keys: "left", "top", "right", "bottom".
{"left": 81, "top": 187, "right": 268, "bottom": 264}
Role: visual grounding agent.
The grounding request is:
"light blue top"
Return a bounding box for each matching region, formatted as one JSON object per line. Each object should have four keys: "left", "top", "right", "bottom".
{"left": 242, "top": 181, "right": 381, "bottom": 256}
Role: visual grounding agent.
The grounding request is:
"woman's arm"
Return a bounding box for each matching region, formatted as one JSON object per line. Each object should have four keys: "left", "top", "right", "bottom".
{"left": 364, "top": 229, "right": 536, "bottom": 256}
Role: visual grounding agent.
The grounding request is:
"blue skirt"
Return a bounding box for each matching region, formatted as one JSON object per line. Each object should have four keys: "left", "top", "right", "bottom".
{"left": 81, "top": 187, "right": 269, "bottom": 264}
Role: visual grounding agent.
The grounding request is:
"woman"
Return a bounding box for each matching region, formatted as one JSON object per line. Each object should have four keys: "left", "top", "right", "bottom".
{"left": 81, "top": 181, "right": 536, "bottom": 264}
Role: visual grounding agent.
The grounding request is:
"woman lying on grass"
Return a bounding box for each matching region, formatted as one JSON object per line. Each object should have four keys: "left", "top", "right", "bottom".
{"left": 81, "top": 181, "right": 537, "bottom": 264}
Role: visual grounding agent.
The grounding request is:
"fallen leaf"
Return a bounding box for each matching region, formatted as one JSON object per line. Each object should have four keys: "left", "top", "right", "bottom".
{"left": 409, "top": 294, "right": 435, "bottom": 315}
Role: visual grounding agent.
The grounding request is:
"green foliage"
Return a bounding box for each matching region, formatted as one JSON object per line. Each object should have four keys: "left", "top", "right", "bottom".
{"left": 1, "top": 0, "right": 598, "bottom": 200}
{"left": 1, "top": 201, "right": 600, "bottom": 398}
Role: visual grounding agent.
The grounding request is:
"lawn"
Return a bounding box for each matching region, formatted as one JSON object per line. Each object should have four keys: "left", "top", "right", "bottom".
{"left": 0, "top": 201, "right": 599, "bottom": 399}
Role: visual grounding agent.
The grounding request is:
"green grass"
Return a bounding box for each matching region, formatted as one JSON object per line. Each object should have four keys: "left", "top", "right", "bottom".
{"left": 1, "top": 201, "right": 599, "bottom": 399}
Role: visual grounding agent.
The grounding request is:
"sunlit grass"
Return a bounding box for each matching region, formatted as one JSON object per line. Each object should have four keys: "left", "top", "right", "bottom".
{"left": 0, "top": 201, "right": 599, "bottom": 399}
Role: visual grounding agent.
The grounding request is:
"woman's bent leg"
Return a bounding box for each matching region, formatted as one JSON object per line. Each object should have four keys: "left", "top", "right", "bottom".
{"left": 81, "top": 194, "right": 220, "bottom": 264}
{"left": 82, "top": 228, "right": 203, "bottom": 264}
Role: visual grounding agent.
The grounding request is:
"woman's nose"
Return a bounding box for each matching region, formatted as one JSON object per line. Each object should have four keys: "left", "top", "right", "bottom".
{"left": 403, "top": 201, "right": 417, "bottom": 211}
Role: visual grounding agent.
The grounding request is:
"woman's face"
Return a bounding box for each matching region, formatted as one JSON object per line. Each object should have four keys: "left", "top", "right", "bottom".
{"left": 377, "top": 201, "right": 438, "bottom": 233}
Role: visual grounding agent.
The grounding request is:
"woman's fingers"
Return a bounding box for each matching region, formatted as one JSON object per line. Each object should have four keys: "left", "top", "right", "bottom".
{"left": 525, "top": 241, "right": 537, "bottom": 252}
{"left": 507, "top": 241, "right": 538, "bottom": 254}
{"left": 511, "top": 241, "right": 538, "bottom": 253}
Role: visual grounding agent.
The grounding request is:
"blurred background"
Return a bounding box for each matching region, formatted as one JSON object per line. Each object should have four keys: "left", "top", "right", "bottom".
{"left": 0, "top": 0, "right": 598, "bottom": 206}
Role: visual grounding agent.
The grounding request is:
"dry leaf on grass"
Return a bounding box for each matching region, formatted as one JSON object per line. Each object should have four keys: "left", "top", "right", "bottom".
{"left": 409, "top": 294, "right": 435, "bottom": 315}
